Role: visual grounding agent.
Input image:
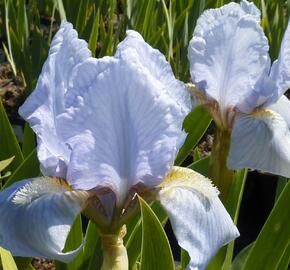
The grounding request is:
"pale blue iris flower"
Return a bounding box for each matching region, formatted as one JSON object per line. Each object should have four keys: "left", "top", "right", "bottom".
{"left": 189, "top": 0, "right": 290, "bottom": 177}
{"left": 0, "top": 23, "right": 238, "bottom": 270}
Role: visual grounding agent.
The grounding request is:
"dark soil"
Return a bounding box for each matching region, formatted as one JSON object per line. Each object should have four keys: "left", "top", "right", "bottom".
{"left": 0, "top": 62, "right": 25, "bottom": 118}
{"left": 32, "top": 258, "right": 55, "bottom": 270}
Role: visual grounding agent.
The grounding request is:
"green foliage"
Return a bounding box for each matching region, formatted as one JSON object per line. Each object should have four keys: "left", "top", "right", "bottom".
{"left": 0, "top": 100, "right": 23, "bottom": 172}
{"left": 82, "top": 221, "right": 102, "bottom": 270}
{"left": 231, "top": 243, "right": 253, "bottom": 270}
{"left": 22, "top": 124, "right": 35, "bottom": 158}
{"left": 0, "top": 247, "right": 17, "bottom": 270}
{"left": 175, "top": 106, "right": 212, "bottom": 165}
{"left": 0, "top": 1, "right": 289, "bottom": 270}
{"left": 242, "top": 181, "right": 290, "bottom": 270}
{"left": 0, "top": 156, "right": 14, "bottom": 181}
{"left": 0, "top": 156, "right": 14, "bottom": 173}
{"left": 1, "top": 149, "right": 39, "bottom": 190}
{"left": 139, "top": 197, "right": 175, "bottom": 270}
{"left": 126, "top": 202, "right": 168, "bottom": 269}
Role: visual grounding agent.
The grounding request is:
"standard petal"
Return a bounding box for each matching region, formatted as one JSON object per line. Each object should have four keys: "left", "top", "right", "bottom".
{"left": 0, "top": 177, "right": 89, "bottom": 262}
{"left": 57, "top": 31, "right": 190, "bottom": 204}
{"left": 18, "top": 22, "right": 91, "bottom": 178}
{"left": 189, "top": 2, "right": 269, "bottom": 113}
{"left": 228, "top": 109, "right": 290, "bottom": 177}
{"left": 269, "top": 20, "right": 290, "bottom": 99}
{"left": 115, "top": 30, "right": 191, "bottom": 112}
{"left": 157, "top": 167, "right": 239, "bottom": 270}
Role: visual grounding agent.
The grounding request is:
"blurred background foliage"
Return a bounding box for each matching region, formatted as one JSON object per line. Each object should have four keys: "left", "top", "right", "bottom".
{"left": 0, "top": 0, "right": 289, "bottom": 270}
{"left": 0, "top": 0, "right": 289, "bottom": 95}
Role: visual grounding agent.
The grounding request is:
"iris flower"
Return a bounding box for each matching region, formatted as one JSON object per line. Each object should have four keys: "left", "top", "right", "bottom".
{"left": 189, "top": 0, "right": 290, "bottom": 177}
{"left": 0, "top": 22, "right": 238, "bottom": 270}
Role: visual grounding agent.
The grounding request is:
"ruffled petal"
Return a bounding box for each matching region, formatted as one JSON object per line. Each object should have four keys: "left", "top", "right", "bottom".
{"left": 240, "top": 0, "right": 261, "bottom": 21}
{"left": 188, "top": 2, "right": 269, "bottom": 113}
{"left": 228, "top": 109, "right": 290, "bottom": 177}
{"left": 18, "top": 22, "right": 91, "bottom": 178}
{"left": 0, "top": 177, "right": 89, "bottom": 262}
{"left": 56, "top": 31, "right": 190, "bottom": 204}
{"left": 269, "top": 20, "right": 290, "bottom": 99}
{"left": 115, "top": 30, "right": 191, "bottom": 112}
{"left": 157, "top": 167, "right": 239, "bottom": 270}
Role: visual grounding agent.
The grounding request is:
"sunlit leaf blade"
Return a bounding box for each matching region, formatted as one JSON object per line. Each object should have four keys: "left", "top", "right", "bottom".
{"left": 81, "top": 221, "right": 100, "bottom": 269}
{"left": 0, "top": 156, "right": 14, "bottom": 173}
{"left": 0, "top": 100, "right": 23, "bottom": 172}
{"left": 55, "top": 0, "right": 66, "bottom": 21}
{"left": 139, "top": 197, "right": 174, "bottom": 270}
{"left": 243, "top": 181, "right": 290, "bottom": 270}
{"left": 126, "top": 203, "right": 167, "bottom": 269}
{"left": 2, "top": 149, "right": 39, "bottom": 190}
{"left": 88, "top": 9, "right": 100, "bottom": 57}
{"left": 141, "top": 0, "right": 156, "bottom": 40}
{"left": 0, "top": 171, "right": 11, "bottom": 182}
{"left": 8, "top": 26, "right": 32, "bottom": 89}
{"left": 0, "top": 247, "right": 18, "bottom": 270}
{"left": 175, "top": 106, "right": 212, "bottom": 165}
{"left": 17, "top": 0, "right": 29, "bottom": 47}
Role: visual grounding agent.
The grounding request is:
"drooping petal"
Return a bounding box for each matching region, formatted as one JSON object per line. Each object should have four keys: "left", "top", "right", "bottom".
{"left": 18, "top": 22, "right": 91, "bottom": 178}
{"left": 188, "top": 1, "right": 269, "bottom": 113}
{"left": 157, "top": 167, "right": 239, "bottom": 270}
{"left": 228, "top": 110, "right": 290, "bottom": 177}
{"left": 0, "top": 177, "right": 90, "bottom": 262}
{"left": 57, "top": 31, "right": 190, "bottom": 204}
{"left": 269, "top": 20, "right": 290, "bottom": 100}
{"left": 267, "top": 95, "right": 290, "bottom": 126}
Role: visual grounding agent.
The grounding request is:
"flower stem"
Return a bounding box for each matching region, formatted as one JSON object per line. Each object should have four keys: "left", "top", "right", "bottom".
{"left": 209, "top": 128, "right": 234, "bottom": 202}
{"left": 100, "top": 225, "right": 128, "bottom": 270}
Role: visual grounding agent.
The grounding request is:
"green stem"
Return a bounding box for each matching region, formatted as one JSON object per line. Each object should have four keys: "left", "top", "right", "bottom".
{"left": 209, "top": 128, "right": 234, "bottom": 202}
{"left": 101, "top": 225, "right": 128, "bottom": 270}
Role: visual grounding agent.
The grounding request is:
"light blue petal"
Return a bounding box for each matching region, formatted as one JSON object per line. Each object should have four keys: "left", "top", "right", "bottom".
{"left": 0, "top": 178, "right": 89, "bottom": 262}
{"left": 240, "top": 0, "right": 261, "bottom": 21}
{"left": 268, "top": 95, "right": 290, "bottom": 127}
{"left": 189, "top": 2, "right": 269, "bottom": 114}
{"left": 56, "top": 31, "right": 190, "bottom": 204}
{"left": 268, "top": 20, "right": 290, "bottom": 101}
{"left": 20, "top": 23, "right": 190, "bottom": 204}
{"left": 158, "top": 167, "right": 239, "bottom": 270}
{"left": 18, "top": 22, "right": 91, "bottom": 178}
{"left": 228, "top": 110, "right": 290, "bottom": 177}
{"left": 116, "top": 30, "right": 192, "bottom": 112}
